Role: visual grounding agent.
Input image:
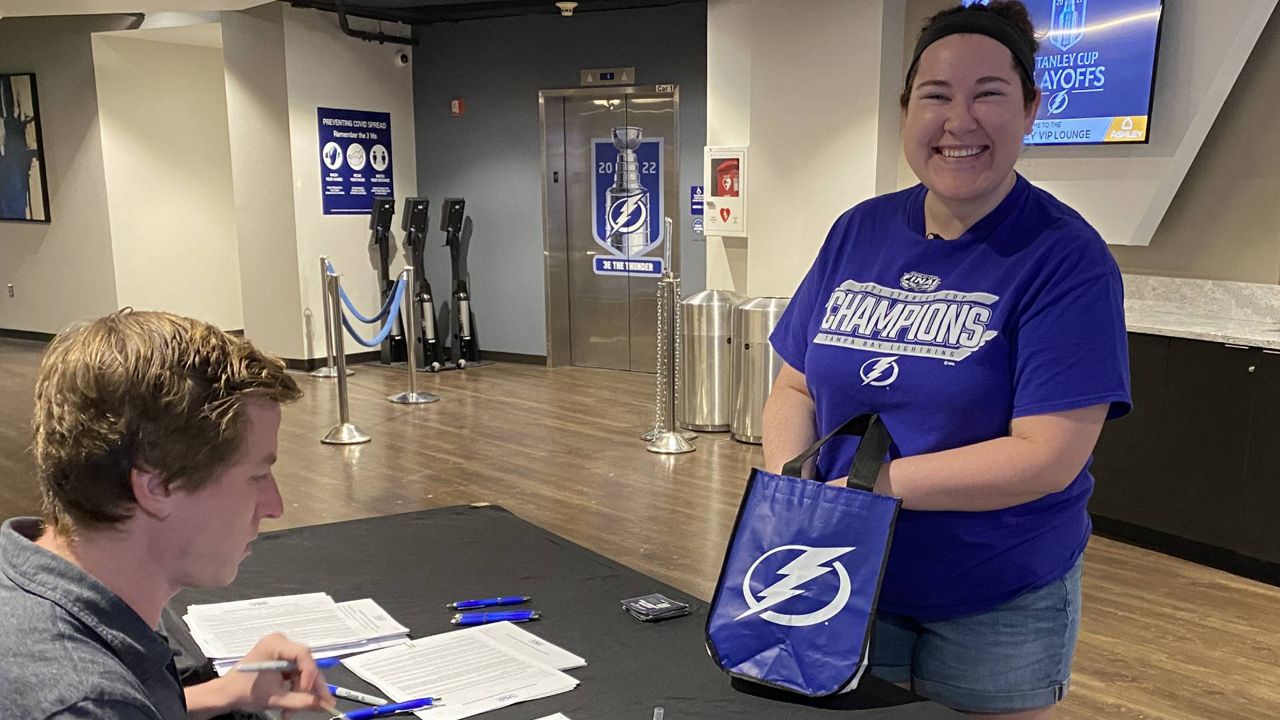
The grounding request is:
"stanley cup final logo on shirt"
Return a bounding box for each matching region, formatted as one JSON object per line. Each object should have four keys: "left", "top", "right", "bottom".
{"left": 815, "top": 277, "right": 1000, "bottom": 362}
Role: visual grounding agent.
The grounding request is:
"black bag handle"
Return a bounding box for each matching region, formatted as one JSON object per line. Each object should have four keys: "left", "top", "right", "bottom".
{"left": 781, "top": 413, "right": 892, "bottom": 492}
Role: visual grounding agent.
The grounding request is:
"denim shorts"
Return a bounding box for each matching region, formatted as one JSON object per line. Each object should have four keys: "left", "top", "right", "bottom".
{"left": 868, "top": 556, "right": 1083, "bottom": 714}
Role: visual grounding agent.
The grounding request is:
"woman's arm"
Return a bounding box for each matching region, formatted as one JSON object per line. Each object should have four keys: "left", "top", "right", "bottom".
{"left": 872, "top": 404, "right": 1110, "bottom": 511}
{"left": 762, "top": 363, "right": 819, "bottom": 476}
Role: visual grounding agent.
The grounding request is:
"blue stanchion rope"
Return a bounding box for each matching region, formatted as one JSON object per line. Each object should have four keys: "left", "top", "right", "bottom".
{"left": 325, "top": 260, "right": 398, "bottom": 324}
{"left": 335, "top": 274, "right": 407, "bottom": 348}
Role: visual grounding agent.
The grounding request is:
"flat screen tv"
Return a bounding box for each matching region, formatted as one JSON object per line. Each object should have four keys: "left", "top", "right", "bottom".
{"left": 961, "top": 0, "right": 1164, "bottom": 146}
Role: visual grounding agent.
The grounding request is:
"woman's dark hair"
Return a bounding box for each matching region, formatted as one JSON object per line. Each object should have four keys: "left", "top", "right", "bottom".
{"left": 900, "top": 1, "right": 1040, "bottom": 110}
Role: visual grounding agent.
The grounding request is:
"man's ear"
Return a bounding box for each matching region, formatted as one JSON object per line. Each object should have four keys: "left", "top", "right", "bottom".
{"left": 129, "top": 465, "right": 174, "bottom": 520}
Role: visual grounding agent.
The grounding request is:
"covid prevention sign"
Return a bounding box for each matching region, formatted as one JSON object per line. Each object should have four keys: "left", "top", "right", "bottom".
{"left": 592, "top": 128, "right": 664, "bottom": 277}
{"left": 317, "top": 107, "right": 394, "bottom": 215}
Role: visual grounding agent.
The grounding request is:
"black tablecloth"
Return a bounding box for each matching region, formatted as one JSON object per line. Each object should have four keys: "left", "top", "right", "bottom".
{"left": 171, "top": 505, "right": 962, "bottom": 719}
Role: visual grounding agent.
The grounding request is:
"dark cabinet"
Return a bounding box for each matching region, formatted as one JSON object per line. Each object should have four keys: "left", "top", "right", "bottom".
{"left": 1090, "top": 334, "right": 1279, "bottom": 572}
{"left": 1089, "top": 334, "right": 1170, "bottom": 520}
{"left": 1155, "top": 339, "right": 1256, "bottom": 547}
{"left": 1242, "top": 349, "right": 1280, "bottom": 563}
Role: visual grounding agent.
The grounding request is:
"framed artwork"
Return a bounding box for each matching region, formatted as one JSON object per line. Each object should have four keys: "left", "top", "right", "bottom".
{"left": 1, "top": 73, "right": 51, "bottom": 223}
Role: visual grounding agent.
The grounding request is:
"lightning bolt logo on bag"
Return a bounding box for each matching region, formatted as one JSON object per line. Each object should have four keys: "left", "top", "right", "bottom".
{"left": 736, "top": 545, "right": 856, "bottom": 627}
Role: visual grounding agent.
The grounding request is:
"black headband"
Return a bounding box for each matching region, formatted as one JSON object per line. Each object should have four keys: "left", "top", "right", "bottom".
{"left": 906, "top": 11, "right": 1036, "bottom": 93}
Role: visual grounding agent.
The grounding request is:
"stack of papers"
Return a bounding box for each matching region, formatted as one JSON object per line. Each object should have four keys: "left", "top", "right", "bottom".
{"left": 342, "top": 621, "right": 584, "bottom": 720}
{"left": 183, "top": 593, "right": 410, "bottom": 674}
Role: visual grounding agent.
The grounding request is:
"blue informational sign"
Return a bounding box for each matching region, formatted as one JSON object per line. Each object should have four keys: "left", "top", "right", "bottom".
{"left": 317, "top": 107, "right": 394, "bottom": 214}
{"left": 691, "top": 185, "right": 704, "bottom": 216}
{"left": 693, "top": 217, "right": 704, "bottom": 235}
{"left": 963, "top": 0, "right": 1163, "bottom": 146}
{"left": 592, "top": 132, "right": 664, "bottom": 277}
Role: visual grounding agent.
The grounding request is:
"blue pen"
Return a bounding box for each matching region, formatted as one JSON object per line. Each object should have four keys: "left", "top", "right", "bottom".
{"left": 235, "top": 656, "right": 342, "bottom": 673}
{"left": 340, "top": 696, "right": 436, "bottom": 719}
{"left": 451, "top": 610, "right": 540, "bottom": 626}
{"left": 445, "top": 595, "right": 531, "bottom": 610}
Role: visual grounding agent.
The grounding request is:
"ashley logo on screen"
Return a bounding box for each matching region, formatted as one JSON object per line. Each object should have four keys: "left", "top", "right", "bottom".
{"left": 815, "top": 279, "right": 1000, "bottom": 362}
{"left": 735, "top": 545, "right": 855, "bottom": 627}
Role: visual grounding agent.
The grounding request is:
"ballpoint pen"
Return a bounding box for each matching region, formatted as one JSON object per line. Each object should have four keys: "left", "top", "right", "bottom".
{"left": 234, "top": 656, "right": 343, "bottom": 673}
{"left": 450, "top": 609, "right": 541, "bottom": 626}
{"left": 445, "top": 595, "right": 531, "bottom": 610}
{"left": 327, "top": 684, "right": 388, "bottom": 706}
{"left": 335, "top": 696, "right": 437, "bottom": 719}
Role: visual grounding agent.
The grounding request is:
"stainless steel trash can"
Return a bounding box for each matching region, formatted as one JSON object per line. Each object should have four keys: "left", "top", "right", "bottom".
{"left": 680, "top": 289, "right": 743, "bottom": 431}
{"left": 730, "top": 297, "right": 791, "bottom": 444}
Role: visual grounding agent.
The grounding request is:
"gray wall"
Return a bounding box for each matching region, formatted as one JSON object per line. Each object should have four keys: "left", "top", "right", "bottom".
{"left": 1108, "top": 2, "right": 1280, "bottom": 284}
{"left": 0, "top": 15, "right": 135, "bottom": 333}
{"left": 414, "top": 3, "right": 708, "bottom": 357}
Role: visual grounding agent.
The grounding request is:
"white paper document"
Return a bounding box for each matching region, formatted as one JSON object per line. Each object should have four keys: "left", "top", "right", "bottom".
{"left": 470, "top": 621, "right": 586, "bottom": 671}
{"left": 184, "top": 593, "right": 409, "bottom": 667}
{"left": 342, "top": 623, "right": 581, "bottom": 720}
{"left": 533, "top": 715, "right": 572, "bottom": 720}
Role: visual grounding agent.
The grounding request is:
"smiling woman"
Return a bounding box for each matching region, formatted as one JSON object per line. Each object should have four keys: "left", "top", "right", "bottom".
{"left": 761, "top": 2, "right": 1131, "bottom": 718}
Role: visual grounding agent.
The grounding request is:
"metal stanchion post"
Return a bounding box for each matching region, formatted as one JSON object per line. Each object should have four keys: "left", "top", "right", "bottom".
{"left": 647, "top": 217, "right": 694, "bottom": 455}
{"left": 322, "top": 272, "right": 371, "bottom": 445}
{"left": 642, "top": 219, "right": 695, "bottom": 442}
{"left": 389, "top": 266, "right": 440, "bottom": 405}
{"left": 311, "top": 256, "right": 354, "bottom": 378}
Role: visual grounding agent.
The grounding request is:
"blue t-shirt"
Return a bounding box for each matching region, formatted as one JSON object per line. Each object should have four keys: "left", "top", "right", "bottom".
{"left": 769, "top": 174, "right": 1131, "bottom": 621}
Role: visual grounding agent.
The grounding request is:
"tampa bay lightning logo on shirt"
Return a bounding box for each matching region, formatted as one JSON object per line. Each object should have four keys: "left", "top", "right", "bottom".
{"left": 817, "top": 278, "right": 1000, "bottom": 362}
{"left": 735, "top": 545, "right": 855, "bottom": 627}
{"left": 859, "top": 356, "right": 900, "bottom": 386}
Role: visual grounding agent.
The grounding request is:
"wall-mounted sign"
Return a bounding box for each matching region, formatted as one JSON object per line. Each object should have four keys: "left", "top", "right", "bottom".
{"left": 317, "top": 107, "right": 393, "bottom": 215}
{"left": 703, "top": 145, "right": 747, "bottom": 237}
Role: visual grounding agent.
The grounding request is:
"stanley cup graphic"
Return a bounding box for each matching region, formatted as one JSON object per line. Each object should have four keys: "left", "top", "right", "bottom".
{"left": 605, "top": 126, "right": 651, "bottom": 257}
{"left": 1051, "top": 0, "right": 1086, "bottom": 51}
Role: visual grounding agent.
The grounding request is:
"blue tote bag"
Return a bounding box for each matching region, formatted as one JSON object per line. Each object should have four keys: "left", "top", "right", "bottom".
{"left": 705, "top": 413, "right": 901, "bottom": 697}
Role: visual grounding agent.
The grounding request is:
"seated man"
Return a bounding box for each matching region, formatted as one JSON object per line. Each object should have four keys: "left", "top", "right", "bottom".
{"left": 0, "top": 310, "right": 334, "bottom": 719}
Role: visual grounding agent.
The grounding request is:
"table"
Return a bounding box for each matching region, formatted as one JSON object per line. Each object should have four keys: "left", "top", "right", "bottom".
{"left": 171, "top": 504, "right": 962, "bottom": 719}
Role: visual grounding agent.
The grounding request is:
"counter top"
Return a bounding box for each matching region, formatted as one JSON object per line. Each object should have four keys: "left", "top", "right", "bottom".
{"left": 1122, "top": 275, "right": 1280, "bottom": 351}
{"left": 1126, "top": 304, "right": 1280, "bottom": 351}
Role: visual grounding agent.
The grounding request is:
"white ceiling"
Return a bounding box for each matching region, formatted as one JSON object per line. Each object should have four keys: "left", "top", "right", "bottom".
{"left": 0, "top": 0, "right": 269, "bottom": 17}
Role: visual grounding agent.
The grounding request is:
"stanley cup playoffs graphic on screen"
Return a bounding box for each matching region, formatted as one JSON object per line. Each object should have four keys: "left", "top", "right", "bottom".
{"left": 592, "top": 126, "right": 664, "bottom": 277}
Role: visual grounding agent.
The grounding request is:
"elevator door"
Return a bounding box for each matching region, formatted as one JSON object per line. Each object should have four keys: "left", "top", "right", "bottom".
{"left": 545, "top": 88, "right": 678, "bottom": 372}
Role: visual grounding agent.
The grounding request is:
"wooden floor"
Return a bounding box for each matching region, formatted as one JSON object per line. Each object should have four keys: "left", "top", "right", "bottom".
{"left": 1, "top": 337, "right": 1277, "bottom": 719}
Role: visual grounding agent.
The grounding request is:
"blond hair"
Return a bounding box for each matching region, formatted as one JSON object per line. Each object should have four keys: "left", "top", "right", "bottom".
{"left": 32, "top": 309, "right": 302, "bottom": 533}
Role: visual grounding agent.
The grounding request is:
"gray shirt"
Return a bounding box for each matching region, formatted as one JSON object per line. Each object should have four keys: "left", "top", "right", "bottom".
{"left": 0, "top": 517, "right": 187, "bottom": 720}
